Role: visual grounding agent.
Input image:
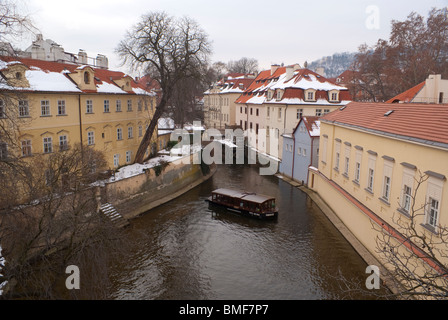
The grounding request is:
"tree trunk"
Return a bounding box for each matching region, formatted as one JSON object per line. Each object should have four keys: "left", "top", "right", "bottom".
{"left": 134, "top": 98, "right": 167, "bottom": 164}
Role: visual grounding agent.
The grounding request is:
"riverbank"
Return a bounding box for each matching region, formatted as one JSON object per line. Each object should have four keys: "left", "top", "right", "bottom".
{"left": 99, "top": 152, "right": 216, "bottom": 221}
{"left": 275, "top": 173, "right": 400, "bottom": 296}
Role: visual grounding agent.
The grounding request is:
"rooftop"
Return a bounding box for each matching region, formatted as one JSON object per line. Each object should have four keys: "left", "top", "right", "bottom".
{"left": 321, "top": 101, "right": 448, "bottom": 148}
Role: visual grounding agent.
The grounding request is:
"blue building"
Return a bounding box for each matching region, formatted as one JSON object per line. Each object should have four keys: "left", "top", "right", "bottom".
{"left": 279, "top": 116, "right": 320, "bottom": 185}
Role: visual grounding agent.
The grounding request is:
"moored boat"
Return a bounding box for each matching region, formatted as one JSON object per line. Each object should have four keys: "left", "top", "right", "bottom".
{"left": 206, "top": 188, "right": 278, "bottom": 220}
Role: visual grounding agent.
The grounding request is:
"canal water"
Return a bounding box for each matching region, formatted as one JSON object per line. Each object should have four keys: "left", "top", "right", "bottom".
{"left": 108, "top": 164, "right": 383, "bottom": 300}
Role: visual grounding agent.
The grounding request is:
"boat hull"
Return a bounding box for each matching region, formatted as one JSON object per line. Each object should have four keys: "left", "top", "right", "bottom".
{"left": 206, "top": 198, "right": 278, "bottom": 220}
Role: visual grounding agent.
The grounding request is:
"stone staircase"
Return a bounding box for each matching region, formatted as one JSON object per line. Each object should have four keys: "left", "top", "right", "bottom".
{"left": 99, "top": 203, "right": 129, "bottom": 228}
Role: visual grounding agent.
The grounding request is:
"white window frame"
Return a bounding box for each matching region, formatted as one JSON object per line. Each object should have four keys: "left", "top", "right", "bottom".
{"left": 381, "top": 159, "right": 394, "bottom": 202}
{"left": 86, "top": 100, "right": 93, "bottom": 113}
{"left": 117, "top": 128, "right": 123, "bottom": 140}
{"left": 41, "top": 100, "right": 50, "bottom": 116}
{"left": 113, "top": 154, "right": 120, "bottom": 167}
{"left": 59, "top": 135, "right": 68, "bottom": 151}
{"left": 43, "top": 137, "right": 53, "bottom": 154}
{"left": 87, "top": 131, "right": 95, "bottom": 146}
{"left": 19, "top": 100, "right": 29, "bottom": 117}
{"left": 425, "top": 175, "right": 444, "bottom": 230}
{"left": 366, "top": 153, "right": 377, "bottom": 192}
{"left": 57, "top": 100, "right": 66, "bottom": 115}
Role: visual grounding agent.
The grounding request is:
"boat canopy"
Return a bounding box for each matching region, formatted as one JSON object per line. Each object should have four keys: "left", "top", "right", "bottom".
{"left": 211, "top": 188, "right": 275, "bottom": 204}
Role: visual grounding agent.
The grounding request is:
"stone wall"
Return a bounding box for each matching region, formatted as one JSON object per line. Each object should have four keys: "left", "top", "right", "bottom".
{"left": 99, "top": 155, "right": 216, "bottom": 220}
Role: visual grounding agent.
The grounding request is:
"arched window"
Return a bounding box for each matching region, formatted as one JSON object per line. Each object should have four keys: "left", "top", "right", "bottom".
{"left": 84, "top": 71, "right": 90, "bottom": 84}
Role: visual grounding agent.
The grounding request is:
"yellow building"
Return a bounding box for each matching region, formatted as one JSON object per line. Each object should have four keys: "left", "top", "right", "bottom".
{"left": 308, "top": 101, "right": 448, "bottom": 275}
{"left": 0, "top": 56, "right": 157, "bottom": 169}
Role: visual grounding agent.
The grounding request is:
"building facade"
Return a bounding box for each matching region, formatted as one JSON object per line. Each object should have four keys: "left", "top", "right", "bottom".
{"left": 279, "top": 116, "right": 320, "bottom": 184}
{"left": 203, "top": 73, "right": 255, "bottom": 130}
{"left": 387, "top": 74, "right": 448, "bottom": 104}
{"left": 235, "top": 65, "right": 351, "bottom": 160}
{"left": 308, "top": 101, "right": 448, "bottom": 271}
{"left": 0, "top": 55, "right": 157, "bottom": 169}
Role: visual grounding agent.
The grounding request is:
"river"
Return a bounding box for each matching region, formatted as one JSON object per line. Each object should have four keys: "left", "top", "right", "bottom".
{"left": 108, "top": 164, "right": 385, "bottom": 300}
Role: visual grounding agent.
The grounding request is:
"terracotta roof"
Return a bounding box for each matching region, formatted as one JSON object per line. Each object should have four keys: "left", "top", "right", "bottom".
{"left": 235, "top": 67, "right": 350, "bottom": 105}
{"left": 386, "top": 81, "right": 425, "bottom": 103}
{"left": 321, "top": 101, "right": 448, "bottom": 147}
{"left": 0, "top": 55, "right": 154, "bottom": 95}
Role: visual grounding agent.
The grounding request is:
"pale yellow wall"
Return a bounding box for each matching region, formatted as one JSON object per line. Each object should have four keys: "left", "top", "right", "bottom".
{"left": 314, "top": 121, "right": 448, "bottom": 265}
{"left": 13, "top": 91, "right": 156, "bottom": 169}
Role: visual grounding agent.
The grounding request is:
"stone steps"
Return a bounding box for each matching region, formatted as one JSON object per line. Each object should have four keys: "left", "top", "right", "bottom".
{"left": 99, "top": 203, "right": 129, "bottom": 228}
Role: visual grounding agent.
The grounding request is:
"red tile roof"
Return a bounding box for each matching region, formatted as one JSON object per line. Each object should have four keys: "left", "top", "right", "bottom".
{"left": 386, "top": 81, "right": 425, "bottom": 103}
{"left": 321, "top": 101, "right": 448, "bottom": 146}
{"left": 0, "top": 55, "right": 151, "bottom": 94}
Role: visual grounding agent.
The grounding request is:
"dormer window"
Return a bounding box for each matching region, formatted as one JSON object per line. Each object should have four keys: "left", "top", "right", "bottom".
{"left": 329, "top": 90, "right": 340, "bottom": 102}
{"left": 276, "top": 89, "right": 283, "bottom": 101}
{"left": 305, "top": 89, "right": 316, "bottom": 102}
{"left": 84, "top": 71, "right": 90, "bottom": 84}
{"left": 267, "top": 90, "right": 274, "bottom": 101}
{"left": 16, "top": 72, "right": 22, "bottom": 80}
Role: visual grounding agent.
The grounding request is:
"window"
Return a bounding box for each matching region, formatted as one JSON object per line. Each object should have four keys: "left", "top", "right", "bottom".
{"left": 138, "top": 100, "right": 142, "bottom": 111}
{"left": 41, "top": 100, "right": 50, "bottom": 116}
{"left": 278, "top": 108, "right": 282, "bottom": 119}
{"left": 84, "top": 71, "right": 90, "bottom": 84}
{"left": 334, "top": 140, "right": 341, "bottom": 171}
{"left": 402, "top": 185, "right": 412, "bottom": 213}
{"left": 19, "top": 100, "right": 29, "bottom": 117}
{"left": 297, "top": 109, "right": 303, "bottom": 120}
{"left": 87, "top": 131, "right": 95, "bottom": 145}
{"left": 427, "top": 198, "right": 439, "bottom": 228}
{"left": 425, "top": 173, "right": 444, "bottom": 230}
{"left": 117, "top": 128, "right": 123, "bottom": 140}
{"left": 383, "top": 176, "right": 391, "bottom": 201}
{"left": 256, "top": 108, "right": 259, "bottom": 116}
{"left": 43, "top": 137, "right": 53, "bottom": 154}
{"left": 330, "top": 91, "right": 339, "bottom": 102}
{"left": 127, "top": 99, "right": 132, "bottom": 111}
{"left": 126, "top": 151, "right": 131, "bottom": 163}
{"left": 368, "top": 168, "right": 375, "bottom": 191}
{"left": 113, "top": 154, "right": 119, "bottom": 167}
{"left": 323, "top": 109, "right": 330, "bottom": 115}
{"left": 58, "top": 100, "right": 66, "bottom": 115}
{"left": 315, "top": 109, "right": 322, "bottom": 117}
{"left": 344, "top": 157, "right": 350, "bottom": 176}
{"left": 267, "top": 107, "right": 270, "bottom": 117}
{"left": 59, "top": 135, "right": 68, "bottom": 151}
{"left": 276, "top": 90, "right": 282, "bottom": 100}
{"left": 116, "top": 100, "right": 122, "bottom": 112}
{"left": 104, "top": 100, "right": 110, "bottom": 113}
{"left": 86, "top": 100, "right": 93, "bottom": 113}
{"left": 303, "top": 148, "right": 307, "bottom": 156}
{"left": 139, "top": 125, "right": 143, "bottom": 137}
{"left": 306, "top": 90, "right": 316, "bottom": 101}
{"left": 298, "top": 147, "right": 302, "bottom": 155}
{"left": 21, "top": 140, "right": 31, "bottom": 157}
{"left": 355, "top": 162, "right": 361, "bottom": 182}
{"left": 381, "top": 159, "right": 394, "bottom": 202}
{"left": 366, "top": 152, "right": 377, "bottom": 192}
{"left": 128, "top": 126, "right": 133, "bottom": 139}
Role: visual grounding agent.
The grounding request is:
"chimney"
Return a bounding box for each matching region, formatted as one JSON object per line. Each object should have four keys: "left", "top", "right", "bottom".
{"left": 271, "top": 64, "right": 279, "bottom": 75}
{"left": 78, "top": 50, "right": 87, "bottom": 64}
{"left": 285, "top": 66, "right": 294, "bottom": 81}
{"left": 96, "top": 54, "right": 108, "bottom": 69}
{"left": 316, "top": 67, "right": 326, "bottom": 77}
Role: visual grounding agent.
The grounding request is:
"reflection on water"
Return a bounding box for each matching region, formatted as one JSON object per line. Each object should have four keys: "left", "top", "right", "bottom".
{"left": 108, "top": 164, "right": 387, "bottom": 300}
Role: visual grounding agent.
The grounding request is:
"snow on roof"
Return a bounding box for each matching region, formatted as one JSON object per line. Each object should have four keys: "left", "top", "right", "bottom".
{"left": 0, "top": 56, "right": 155, "bottom": 96}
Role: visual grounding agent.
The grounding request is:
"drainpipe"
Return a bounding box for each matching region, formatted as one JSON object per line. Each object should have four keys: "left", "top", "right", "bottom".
{"left": 291, "top": 132, "right": 295, "bottom": 180}
{"left": 307, "top": 136, "right": 314, "bottom": 186}
{"left": 78, "top": 94, "right": 84, "bottom": 158}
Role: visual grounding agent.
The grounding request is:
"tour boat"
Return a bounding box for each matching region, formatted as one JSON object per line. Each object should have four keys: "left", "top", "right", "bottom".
{"left": 206, "top": 188, "right": 278, "bottom": 220}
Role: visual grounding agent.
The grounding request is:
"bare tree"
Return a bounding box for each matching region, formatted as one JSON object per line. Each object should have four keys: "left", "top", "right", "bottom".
{"left": 372, "top": 171, "right": 448, "bottom": 299}
{"left": 227, "top": 57, "right": 258, "bottom": 74}
{"left": 0, "top": 0, "right": 36, "bottom": 43}
{"left": 116, "top": 11, "right": 212, "bottom": 163}
{"left": 352, "top": 7, "right": 448, "bottom": 102}
{"left": 0, "top": 144, "right": 128, "bottom": 299}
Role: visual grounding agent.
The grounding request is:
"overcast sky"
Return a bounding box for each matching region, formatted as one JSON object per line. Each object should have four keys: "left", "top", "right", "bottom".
{"left": 15, "top": 0, "right": 448, "bottom": 75}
